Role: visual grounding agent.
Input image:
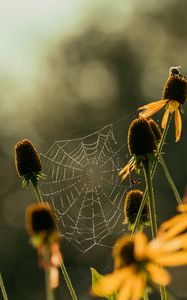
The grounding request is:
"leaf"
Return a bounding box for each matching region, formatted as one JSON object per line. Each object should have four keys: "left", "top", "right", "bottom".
{"left": 90, "top": 267, "right": 118, "bottom": 300}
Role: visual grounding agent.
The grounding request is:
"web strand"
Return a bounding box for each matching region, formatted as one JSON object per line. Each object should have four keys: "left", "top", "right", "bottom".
{"left": 39, "top": 116, "right": 135, "bottom": 253}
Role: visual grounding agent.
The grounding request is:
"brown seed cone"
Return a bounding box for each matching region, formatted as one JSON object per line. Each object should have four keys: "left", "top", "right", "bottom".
{"left": 162, "top": 74, "right": 187, "bottom": 105}
{"left": 15, "top": 139, "right": 42, "bottom": 176}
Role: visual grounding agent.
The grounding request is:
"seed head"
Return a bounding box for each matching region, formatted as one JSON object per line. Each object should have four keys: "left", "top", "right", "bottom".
{"left": 128, "top": 118, "right": 157, "bottom": 156}
{"left": 124, "top": 189, "right": 149, "bottom": 230}
{"left": 25, "top": 203, "right": 58, "bottom": 246}
{"left": 162, "top": 74, "right": 187, "bottom": 105}
{"left": 15, "top": 139, "right": 42, "bottom": 187}
{"left": 148, "top": 119, "right": 162, "bottom": 144}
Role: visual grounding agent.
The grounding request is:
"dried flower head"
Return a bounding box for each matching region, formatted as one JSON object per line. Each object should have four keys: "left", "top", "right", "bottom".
{"left": 162, "top": 74, "right": 187, "bottom": 105}
{"left": 119, "top": 118, "right": 157, "bottom": 181}
{"left": 148, "top": 119, "right": 162, "bottom": 144}
{"left": 128, "top": 118, "right": 157, "bottom": 156}
{"left": 139, "top": 67, "right": 187, "bottom": 142}
{"left": 15, "top": 139, "right": 42, "bottom": 187}
{"left": 26, "top": 202, "right": 58, "bottom": 247}
{"left": 124, "top": 190, "right": 149, "bottom": 230}
{"left": 25, "top": 203, "right": 62, "bottom": 289}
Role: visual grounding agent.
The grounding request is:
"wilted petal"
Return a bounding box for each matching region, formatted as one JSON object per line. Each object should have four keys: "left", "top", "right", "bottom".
{"left": 175, "top": 109, "right": 182, "bottom": 142}
{"left": 147, "top": 264, "right": 170, "bottom": 286}
{"left": 51, "top": 243, "right": 63, "bottom": 266}
{"left": 50, "top": 266, "right": 59, "bottom": 289}
{"left": 161, "top": 109, "right": 170, "bottom": 129}
{"left": 139, "top": 100, "right": 167, "bottom": 118}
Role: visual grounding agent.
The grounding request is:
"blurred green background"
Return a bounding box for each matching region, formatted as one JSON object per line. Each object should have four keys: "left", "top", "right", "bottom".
{"left": 0, "top": 0, "right": 187, "bottom": 299}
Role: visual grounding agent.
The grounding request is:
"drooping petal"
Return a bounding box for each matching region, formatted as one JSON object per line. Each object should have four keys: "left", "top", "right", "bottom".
{"left": 168, "top": 100, "right": 180, "bottom": 113}
{"left": 91, "top": 269, "right": 131, "bottom": 297}
{"left": 50, "top": 266, "right": 59, "bottom": 289}
{"left": 147, "top": 264, "right": 170, "bottom": 286}
{"left": 157, "top": 251, "right": 187, "bottom": 266}
{"left": 51, "top": 243, "right": 63, "bottom": 266}
{"left": 161, "top": 109, "right": 170, "bottom": 129}
{"left": 175, "top": 108, "right": 182, "bottom": 142}
{"left": 139, "top": 100, "right": 167, "bottom": 119}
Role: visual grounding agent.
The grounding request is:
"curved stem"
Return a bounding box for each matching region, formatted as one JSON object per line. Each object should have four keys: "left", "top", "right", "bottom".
{"left": 131, "top": 114, "right": 172, "bottom": 236}
{"left": 44, "top": 245, "right": 55, "bottom": 300}
{"left": 0, "top": 273, "right": 8, "bottom": 300}
{"left": 159, "top": 155, "right": 182, "bottom": 205}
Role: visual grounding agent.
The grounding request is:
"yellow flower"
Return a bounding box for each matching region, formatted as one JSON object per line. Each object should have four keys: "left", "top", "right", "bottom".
{"left": 139, "top": 68, "right": 187, "bottom": 142}
{"left": 91, "top": 230, "right": 187, "bottom": 300}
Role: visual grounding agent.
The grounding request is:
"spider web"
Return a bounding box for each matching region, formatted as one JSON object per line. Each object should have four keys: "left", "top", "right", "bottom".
{"left": 40, "top": 122, "right": 132, "bottom": 253}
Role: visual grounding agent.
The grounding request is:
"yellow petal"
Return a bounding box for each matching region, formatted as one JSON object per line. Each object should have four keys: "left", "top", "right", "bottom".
{"left": 118, "top": 277, "right": 134, "bottom": 300}
{"left": 157, "top": 234, "right": 187, "bottom": 252}
{"left": 157, "top": 251, "right": 187, "bottom": 266}
{"left": 134, "top": 232, "right": 148, "bottom": 259}
{"left": 161, "top": 109, "right": 170, "bottom": 129}
{"left": 139, "top": 100, "right": 167, "bottom": 118}
{"left": 91, "top": 269, "right": 130, "bottom": 297}
{"left": 175, "top": 109, "right": 182, "bottom": 142}
{"left": 178, "top": 204, "right": 187, "bottom": 213}
{"left": 147, "top": 264, "right": 170, "bottom": 286}
{"left": 158, "top": 215, "right": 187, "bottom": 240}
{"left": 131, "top": 276, "right": 146, "bottom": 300}
{"left": 168, "top": 100, "right": 180, "bottom": 113}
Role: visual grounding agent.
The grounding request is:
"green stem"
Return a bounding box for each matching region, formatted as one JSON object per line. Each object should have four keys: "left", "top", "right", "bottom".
{"left": 33, "top": 185, "right": 43, "bottom": 204}
{"left": 159, "top": 155, "right": 182, "bottom": 205}
{"left": 143, "top": 284, "right": 149, "bottom": 300}
{"left": 143, "top": 159, "right": 157, "bottom": 238}
{"left": 44, "top": 244, "right": 55, "bottom": 300}
{"left": 131, "top": 114, "right": 172, "bottom": 236}
{"left": 0, "top": 273, "right": 8, "bottom": 300}
{"left": 60, "top": 262, "right": 78, "bottom": 300}
{"left": 143, "top": 158, "right": 168, "bottom": 300}
{"left": 33, "top": 184, "right": 78, "bottom": 300}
